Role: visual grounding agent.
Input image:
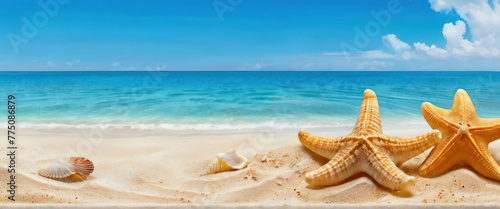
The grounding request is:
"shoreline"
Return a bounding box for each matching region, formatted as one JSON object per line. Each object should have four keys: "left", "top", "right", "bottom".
{"left": 15, "top": 121, "right": 433, "bottom": 135}
{"left": 14, "top": 117, "right": 430, "bottom": 132}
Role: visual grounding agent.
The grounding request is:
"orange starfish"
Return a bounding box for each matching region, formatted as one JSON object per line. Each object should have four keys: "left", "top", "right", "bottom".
{"left": 298, "top": 89, "right": 441, "bottom": 190}
{"left": 419, "top": 89, "right": 500, "bottom": 180}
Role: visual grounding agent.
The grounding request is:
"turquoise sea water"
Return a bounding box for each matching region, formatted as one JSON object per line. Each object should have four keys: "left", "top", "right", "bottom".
{"left": 3, "top": 71, "right": 500, "bottom": 130}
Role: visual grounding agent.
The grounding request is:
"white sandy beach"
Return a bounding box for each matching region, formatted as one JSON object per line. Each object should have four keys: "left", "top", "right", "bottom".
{"left": 2, "top": 126, "right": 500, "bottom": 207}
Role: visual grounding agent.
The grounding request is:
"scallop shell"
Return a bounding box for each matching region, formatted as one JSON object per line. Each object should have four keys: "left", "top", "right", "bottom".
{"left": 38, "top": 157, "right": 94, "bottom": 182}
{"left": 202, "top": 148, "right": 248, "bottom": 175}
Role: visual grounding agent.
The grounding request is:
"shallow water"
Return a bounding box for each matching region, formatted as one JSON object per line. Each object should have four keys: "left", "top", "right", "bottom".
{"left": 3, "top": 71, "right": 500, "bottom": 130}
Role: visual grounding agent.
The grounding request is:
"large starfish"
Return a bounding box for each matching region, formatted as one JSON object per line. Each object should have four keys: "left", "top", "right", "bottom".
{"left": 419, "top": 89, "right": 500, "bottom": 180}
{"left": 298, "top": 89, "right": 441, "bottom": 190}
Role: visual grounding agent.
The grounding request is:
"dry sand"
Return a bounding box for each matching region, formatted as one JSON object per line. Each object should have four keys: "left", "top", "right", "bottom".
{"left": 1, "top": 126, "right": 500, "bottom": 207}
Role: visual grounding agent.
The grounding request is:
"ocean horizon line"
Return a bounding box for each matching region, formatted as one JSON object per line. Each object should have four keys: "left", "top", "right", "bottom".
{"left": 1, "top": 70, "right": 500, "bottom": 72}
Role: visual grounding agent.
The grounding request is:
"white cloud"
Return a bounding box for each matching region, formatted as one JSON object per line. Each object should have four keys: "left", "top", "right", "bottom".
{"left": 253, "top": 63, "right": 262, "bottom": 69}
{"left": 75, "top": 59, "right": 80, "bottom": 63}
{"left": 382, "top": 34, "right": 413, "bottom": 60}
{"left": 383, "top": 34, "right": 411, "bottom": 52}
{"left": 322, "top": 50, "right": 393, "bottom": 59}
{"left": 47, "top": 61, "right": 55, "bottom": 67}
{"left": 359, "top": 60, "right": 394, "bottom": 70}
{"left": 383, "top": 0, "right": 500, "bottom": 59}
{"left": 66, "top": 61, "right": 73, "bottom": 66}
{"left": 413, "top": 42, "right": 448, "bottom": 58}
{"left": 112, "top": 62, "right": 120, "bottom": 68}
{"left": 304, "top": 62, "right": 314, "bottom": 68}
{"left": 441, "top": 20, "right": 492, "bottom": 57}
{"left": 430, "top": 0, "right": 500, "bottom": 50}
{"left": 321, "top": 52, "right": 350, "bottom": 56}
{"left": 145, "top": 64, "right": 167, "bottom": 71}
{"left": 358, "top": 50, "right": 394, "bottom": 59}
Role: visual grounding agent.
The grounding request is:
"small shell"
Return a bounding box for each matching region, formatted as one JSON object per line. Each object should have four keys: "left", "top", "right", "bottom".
{"left": 38, "top": 157, "right": 94, "bottom": 182}
{"left": 202, "top": 148, "right": 248, "bottom": 175}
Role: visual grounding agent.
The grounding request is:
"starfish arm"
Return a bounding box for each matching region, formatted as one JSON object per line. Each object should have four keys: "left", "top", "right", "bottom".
{"left": 298, "top": 130, "right": 351, "bottom": 159}
{"left": 352, "top": 89, "right": 383, "bottom": 135}
{"left": 463, "top": 136, "right": 500, "bottom": 180}
{"left": 470, "top": 118, "right": 500, "bottom": 143}
{"left": 304, "top": 143, "right": 361, "bottom": 186}
{"left": 364, "top": 146, "right": 416, "bottom": 190}
{"left": 450, "top": 89, "right": 479, "bottom": 119}
{"left": 379, "top": 130, "right": 441, "bottom": 165}
{"left": 421, "top": 102, "right": 458, "bottom": 130}
{"left": 419, "top": 133, "right": 464, "bottom": 178}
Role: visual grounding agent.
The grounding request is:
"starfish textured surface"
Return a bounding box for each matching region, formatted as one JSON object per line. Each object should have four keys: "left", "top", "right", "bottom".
{"left": 298, "top": 89, "right": 441, "bottom": 190}
{"left": 419, "top": 89, "right": 500, "bottom": 180}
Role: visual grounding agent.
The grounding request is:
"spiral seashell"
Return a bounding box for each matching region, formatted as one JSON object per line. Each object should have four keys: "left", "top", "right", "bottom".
{"left": 38, "top": 157, "right": 94, "bottom": 182}
{"left": 202, "top": 148, "right": 248, "bottom": 175}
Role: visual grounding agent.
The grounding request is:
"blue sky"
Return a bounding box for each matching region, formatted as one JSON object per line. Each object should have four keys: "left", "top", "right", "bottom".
{"left": 0, "top": 0, "right": 499, "bottom": 71}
